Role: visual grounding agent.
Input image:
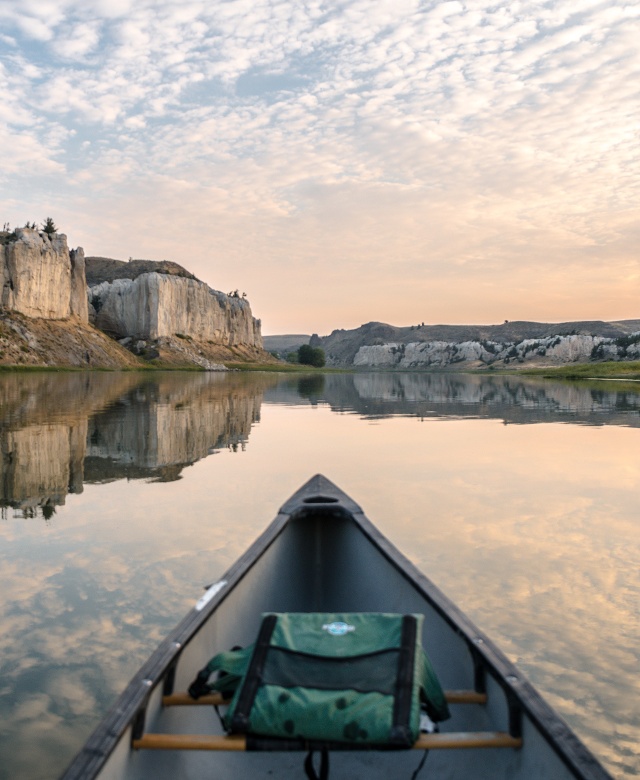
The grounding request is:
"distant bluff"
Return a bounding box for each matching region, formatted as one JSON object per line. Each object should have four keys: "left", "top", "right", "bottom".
{"left": 265, "top": 319, "right": 640, "bottom": 369}
{"left": 317, "top": 320, "right": 640, "bottom": 367}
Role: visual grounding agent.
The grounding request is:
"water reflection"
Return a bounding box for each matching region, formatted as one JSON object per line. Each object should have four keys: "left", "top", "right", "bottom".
{"left": 0, "top": 372, "right": 280, "bottom": 517}
{"left": 84, "top": 374, "right": 265, "bottom": 484}
{"left": 2, "top": 372, "right": 640, "bottom": 518}
{"left": 266, "top": 372, "right": 640, "bottom": 425}
{"left": 0, "top": 370, "right": 638, "bottom": 779}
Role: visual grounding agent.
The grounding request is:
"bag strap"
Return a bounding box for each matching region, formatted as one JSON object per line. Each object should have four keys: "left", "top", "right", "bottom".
{"left": 304, "top": 747, "right": 329, "bottom": 780}
{"left": 417, "top": 647, "right": 451, "bottom": 722}
{"left": 389, "top": 615, "right": 418, "bottom": 745}
{"left": 230, "top": 614, "right": 278, "bottom": 731}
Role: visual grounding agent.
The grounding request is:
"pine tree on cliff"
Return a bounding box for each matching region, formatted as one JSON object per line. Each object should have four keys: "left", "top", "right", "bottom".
{"left": 42, "top": 217, "right": 57, "bottom": 235}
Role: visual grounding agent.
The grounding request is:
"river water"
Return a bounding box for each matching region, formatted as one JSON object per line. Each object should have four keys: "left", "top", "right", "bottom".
{"left": 0, "top": 371, "right": 638, "bottom": 779}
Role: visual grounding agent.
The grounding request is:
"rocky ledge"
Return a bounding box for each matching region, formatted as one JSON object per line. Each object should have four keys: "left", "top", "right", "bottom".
{"left": 0, "top": 231, "right": 274, "bottom": 369}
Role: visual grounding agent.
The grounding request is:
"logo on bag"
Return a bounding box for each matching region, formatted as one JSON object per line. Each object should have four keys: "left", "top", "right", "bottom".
{"left": 322, "top": 622, "right": 355, "bottom": 636}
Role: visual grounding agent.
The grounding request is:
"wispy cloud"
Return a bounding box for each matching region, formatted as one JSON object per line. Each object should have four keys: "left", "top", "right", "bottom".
{"left": 0, "top": 0, "right": 638, "bottom": 330}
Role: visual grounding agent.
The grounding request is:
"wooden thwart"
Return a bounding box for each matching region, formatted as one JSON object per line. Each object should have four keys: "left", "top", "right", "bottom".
{"left": 133, "top": 734, "right": 246, "bottom": 752}
{"left": 415, "top": 732, "right": 522, "bottom": 750}
{"left": 163, "top": 690, "right": 488, "bottom": 707}
{"left": 443, "top": 690, "right": 488, "bottom": 705}
{"left": 147, "top": 689, "right": 508, "bottom": 754}
{"left": 132, "top": 732, "right": 522, "bottom": 752}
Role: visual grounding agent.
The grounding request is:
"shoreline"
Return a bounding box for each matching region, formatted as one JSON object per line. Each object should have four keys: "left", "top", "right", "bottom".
{"left": 2, "top": 360, "right": 640, "bottom": 382}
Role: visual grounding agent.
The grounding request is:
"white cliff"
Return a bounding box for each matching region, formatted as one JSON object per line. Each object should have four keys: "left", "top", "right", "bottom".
{"left": 1, "top": 228, "right": 88, "bottom": 321}
{"left": 88, "top": 272, "right": 262, "bottom": 347}
{"left": 353, "top": 333, "right": 640, "bottom": 369}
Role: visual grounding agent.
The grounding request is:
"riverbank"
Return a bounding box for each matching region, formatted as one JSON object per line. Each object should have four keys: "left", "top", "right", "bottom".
{"left": 0, "top": 310, "right": 277, "bottom": 371}
{"left": 225, "top": 362, "right": 349, "bottom": 372}
{"left": 1, "top": 308, "right": 638, "bottom": 381}
{"left": 517, "top": 360, "right": 640, "bottom": 381}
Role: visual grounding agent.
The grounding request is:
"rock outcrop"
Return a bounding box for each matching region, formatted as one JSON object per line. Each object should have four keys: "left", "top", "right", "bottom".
{"left": 85, "top": 256, "right": 196, "bottom": 286}
{"left": 69, "top": 248, "right": 89, "bottom": 321}
{"left": 0, "top": 232, "right": 270, "bottom": 368}
{"left": 1, "top": 229, "right": 88, "bottom": 321}
{"left": 352, "top": 333, "right": 640, "bottom": 369}
{"left": 313, "top": 320, "right": 640, "bottom": 368}
{"left": 88, "top": 268, "right": 262, "bottom": 348}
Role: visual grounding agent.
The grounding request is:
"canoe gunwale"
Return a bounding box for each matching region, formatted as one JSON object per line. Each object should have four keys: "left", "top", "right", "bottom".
{"left": 59, "top": 474, "right": 612, "bottom": 780}
{"left": 347, "top": 508, "right": 612, "bottom": 780}
{"left": 60, "top": 511, "right": 291, "bottom": 780}
{"left": 279, "top": 476, "right": 612, "bottom": 780}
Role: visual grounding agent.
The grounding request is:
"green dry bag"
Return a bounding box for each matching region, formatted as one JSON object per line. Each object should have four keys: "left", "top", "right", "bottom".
{"left": 189, "top": 612, "right": 450, "bottom": 747}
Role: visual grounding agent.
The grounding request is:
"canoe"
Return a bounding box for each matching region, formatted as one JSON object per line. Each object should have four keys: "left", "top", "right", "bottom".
{"left": 61, "top": 475, "right": 612, "bottom": 780}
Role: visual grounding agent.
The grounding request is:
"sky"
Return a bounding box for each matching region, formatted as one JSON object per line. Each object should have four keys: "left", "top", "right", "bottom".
{"left": 0, "top": 0, "right": 638, "bottom": 335}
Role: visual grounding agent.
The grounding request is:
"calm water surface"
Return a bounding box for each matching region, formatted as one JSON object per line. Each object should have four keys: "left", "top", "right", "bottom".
{"left": 0, "top": 371, "right": 639, "bottom": 779}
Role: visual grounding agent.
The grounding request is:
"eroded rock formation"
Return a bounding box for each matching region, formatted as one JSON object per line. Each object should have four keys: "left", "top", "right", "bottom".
{"left": 1, "top": 229, "right": 88, "bottom": 321}
{"left": 0, "top": 235, "right": 265, "bottom": 367}
{"left": 88, "top": 271, "right": 262, "bottom": 348}
{"left": 352, "top": 333, "right": 640, "bottom": 368}
{"left": 317, "top": 320, "right": 640, "bottom": 367}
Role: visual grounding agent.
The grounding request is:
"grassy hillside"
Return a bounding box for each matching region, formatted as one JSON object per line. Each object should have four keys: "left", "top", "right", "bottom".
{"left": 520, "top": 361, "right": 640, "bottom": 380}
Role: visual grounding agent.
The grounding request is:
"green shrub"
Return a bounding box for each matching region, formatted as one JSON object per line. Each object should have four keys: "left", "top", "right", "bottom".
{"left": 298, "top": 344, "right": 325, "bottom": 367}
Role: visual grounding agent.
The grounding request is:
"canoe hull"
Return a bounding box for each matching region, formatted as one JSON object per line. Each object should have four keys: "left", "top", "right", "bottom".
{"left": 62, "top": 475, "right": 612, "bottom": 780}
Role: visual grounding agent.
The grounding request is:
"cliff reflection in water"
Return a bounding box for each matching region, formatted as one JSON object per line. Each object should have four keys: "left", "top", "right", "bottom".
{"left": 2, "top": 371, "right": 639, "bottom": 517}
{"left": 0, "top": 371, "right": 279, "bottom": 517}
{"left": 266, "top": 372, "right": 640, "bottom": 426}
